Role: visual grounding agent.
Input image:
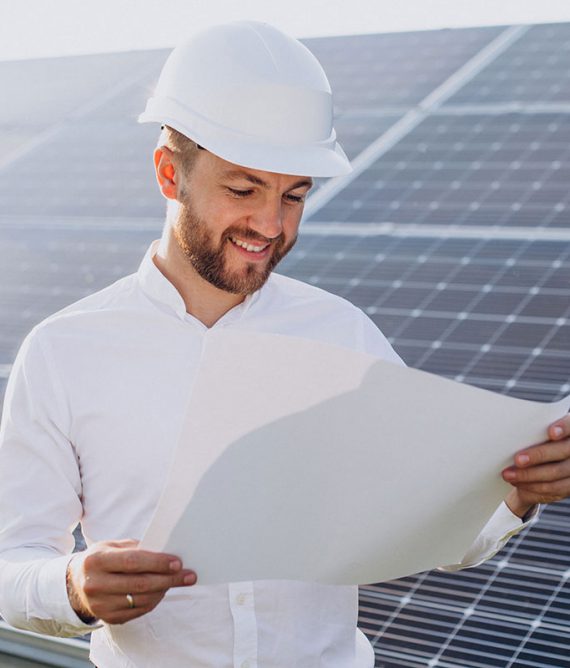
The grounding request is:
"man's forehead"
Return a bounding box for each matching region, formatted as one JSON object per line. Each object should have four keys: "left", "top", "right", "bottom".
{"left": 219, "top": 167, "right": 313, "bottom": 190}
{"left": 192, "top": 149, "right": 313, "bottom": 189}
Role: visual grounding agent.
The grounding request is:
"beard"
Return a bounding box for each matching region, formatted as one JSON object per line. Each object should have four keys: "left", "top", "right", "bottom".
{"left": 171, "top": 194, "right": 297, "bottom": 295}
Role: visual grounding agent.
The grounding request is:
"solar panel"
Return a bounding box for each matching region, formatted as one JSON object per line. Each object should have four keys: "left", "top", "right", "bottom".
{"left": 279, "top": 232, "right": 570, "bottom": 398}
{"left": 0, "top": 50, "right": 160, "bottom": 158}
{"left": 0, "top": 226, "right": 158, "bottom": 365}
{"left": 85, "top": 54, "right": 166, "bottom": 121}
{"left": 303, "top": 27, "right": 503, "bottom": 112}
{"left": 359, "top": 518, "right": 570, "bottom": 667}
{"left": 0, "top": 120, "right": 161, "bottom": 218}
{"left": 308, "top": 112, "right": 570, "bottom": 228}
{"left": 0, "top": 128, "right": 41, "bottom": 157}
{"left": 448, "top": 23, "right": 570, "bottom": 105}
{"left": 333, "top": 114, "right": 404, "bottom": 161}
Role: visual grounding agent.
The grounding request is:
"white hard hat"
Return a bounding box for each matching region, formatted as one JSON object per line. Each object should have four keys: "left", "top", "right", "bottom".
{"left": 139, "top": 21, "right": 351, "bottom": 177}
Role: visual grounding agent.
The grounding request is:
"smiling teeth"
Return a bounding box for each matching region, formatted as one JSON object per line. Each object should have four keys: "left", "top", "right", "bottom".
{"left": 231, "top": 237, "right": 268, "bottom": 253}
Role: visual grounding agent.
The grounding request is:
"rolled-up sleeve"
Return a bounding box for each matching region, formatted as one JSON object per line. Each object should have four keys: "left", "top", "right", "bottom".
{"left": 0, "top": 328, "right": 94, "bottom": 636}
{"left": 440, "top": 501, "right": 539, "bottom": 572}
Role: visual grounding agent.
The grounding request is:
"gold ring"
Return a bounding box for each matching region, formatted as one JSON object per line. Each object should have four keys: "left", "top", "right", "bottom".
{"left": 126, "top": 593, "right": 135, "bottom": 609}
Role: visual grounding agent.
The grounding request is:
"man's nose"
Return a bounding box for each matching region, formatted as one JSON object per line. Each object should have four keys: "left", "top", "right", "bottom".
{"left": 248, "top": 196, "right": 284, "bottom": 239}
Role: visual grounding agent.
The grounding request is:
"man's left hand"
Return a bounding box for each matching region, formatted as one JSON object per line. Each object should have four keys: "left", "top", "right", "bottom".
{"left": 503, "top": 413, "right": 570, "bottom": 518}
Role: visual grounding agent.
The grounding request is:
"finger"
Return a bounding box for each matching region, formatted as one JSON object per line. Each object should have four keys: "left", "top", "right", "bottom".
{"left": 85, "top": 548, "right": 183, "bottom": 575}
{"left": 502, "top": 458, "right": 570, "bottom": 484}
{"left": 95, "top": 591, "right": 161, "bottom": 613}
{"left": 506, "top": 478, "right": 570, "bottom": 504}
{"left": 84, "top": 570, "right": 197, "bottom": 596}
{"left": 513, "top": 438, "right": 570, "bottom": 468}
{"left": 105, "top": 539, "right": 139, "bottom": 549}
{"left": 92, "top": 591, "right": 166, "bottom": 624}
{"left": 549, "top": 413, "right": 570, "bottom": 441}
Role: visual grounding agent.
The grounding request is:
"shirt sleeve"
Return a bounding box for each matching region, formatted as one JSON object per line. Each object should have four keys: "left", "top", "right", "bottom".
{"left": 0, "top": 328, "right": 96, "bottom": 636}
{"left": 439, "top": 501, "right": 539, "bottom": 572}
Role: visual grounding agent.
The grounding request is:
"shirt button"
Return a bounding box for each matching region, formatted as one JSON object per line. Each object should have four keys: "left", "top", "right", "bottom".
{"left": 236, "top": 593, "right": 247, "bottom": 605}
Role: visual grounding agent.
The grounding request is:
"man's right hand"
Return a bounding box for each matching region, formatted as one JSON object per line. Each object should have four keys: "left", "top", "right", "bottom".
{"left": 66, "top": 539, "right": 197, "bottom": 625}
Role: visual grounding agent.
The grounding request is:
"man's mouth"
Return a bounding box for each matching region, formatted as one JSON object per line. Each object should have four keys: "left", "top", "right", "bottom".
{"left": 229, "top": 236, "right": 271, "bottom": 254}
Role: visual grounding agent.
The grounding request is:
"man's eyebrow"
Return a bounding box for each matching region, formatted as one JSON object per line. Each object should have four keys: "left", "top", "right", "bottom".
{"left": 290, "top": 178, "right": 314, "bottom": 191}
{"left": 221, "top": 169, "right": 313, "bottom": 191}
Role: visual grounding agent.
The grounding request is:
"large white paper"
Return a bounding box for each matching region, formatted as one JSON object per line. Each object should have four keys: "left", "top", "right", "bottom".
{"left": 142, "top": 330, "right": 569, "bottom": 585}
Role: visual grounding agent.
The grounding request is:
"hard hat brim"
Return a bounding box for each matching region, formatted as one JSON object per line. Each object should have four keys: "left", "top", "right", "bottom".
{"left": 139, "top": 96, "right": 352, "bottom": 178}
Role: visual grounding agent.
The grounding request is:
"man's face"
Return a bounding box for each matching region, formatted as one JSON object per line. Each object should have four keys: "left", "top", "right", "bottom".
{"left": 171, "top": 151, "right": 313, "bottom": 295}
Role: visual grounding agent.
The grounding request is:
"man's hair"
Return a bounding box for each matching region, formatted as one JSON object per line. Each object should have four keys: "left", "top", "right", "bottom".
{"left": 159, "top": 125, "right": 202, "bottom": 175}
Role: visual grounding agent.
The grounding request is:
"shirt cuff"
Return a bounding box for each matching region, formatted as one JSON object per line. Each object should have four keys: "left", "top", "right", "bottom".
{"left": 439, "top": 501, "right": 538, "bottom": 572}
{"left": 36, "top": 554, "right": 102, "bottom": 635}
{"left": 490, "top": 500, "right": 539, "bottom": 532}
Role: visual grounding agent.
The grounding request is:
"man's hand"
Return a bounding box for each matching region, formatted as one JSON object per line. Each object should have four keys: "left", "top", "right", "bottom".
{"left": 66, "top": 539, "right": 197, "bottom": 625}
{"left": 502, "top": 413, "right": 570, "bottom": 518}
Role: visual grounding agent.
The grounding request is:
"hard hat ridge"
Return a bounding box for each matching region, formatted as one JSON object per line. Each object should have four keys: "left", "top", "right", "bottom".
{"left": 139, "top": 21, "right": 351, "bottom": 177}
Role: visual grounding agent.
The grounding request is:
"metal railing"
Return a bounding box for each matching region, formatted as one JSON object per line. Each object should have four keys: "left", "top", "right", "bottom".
{"left": 0, "top": 622, "right": 91, "bottom": 667}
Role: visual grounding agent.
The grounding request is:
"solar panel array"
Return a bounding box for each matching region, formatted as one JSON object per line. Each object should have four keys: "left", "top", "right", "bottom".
{"left": 311, "top": 113, "right": 570, "bottom": 229}
{"left": 303, "top": 26, "right": 503, "bottom": 111}
{"left": 1, "top": 20, "right": 569, "bottom": 668}
{"left": 279, "top": 234, "right": 570, "bottom": 404}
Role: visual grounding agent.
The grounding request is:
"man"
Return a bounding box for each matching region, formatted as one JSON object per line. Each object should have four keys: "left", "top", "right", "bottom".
{"left": 1, "top": 21, "right": 569, "bottom": 668}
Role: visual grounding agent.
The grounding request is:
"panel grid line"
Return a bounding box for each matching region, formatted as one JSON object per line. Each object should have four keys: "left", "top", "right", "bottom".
{"left": 305, "top": 26, "right": 529, "bottom": 220}
{"left": 411, "top": 239, "right": 551, "bottom": 378}
{"left": 419, "top": 530, "right": 533, "bottom": 666}
{"left": 0, "top": 65, "right": 157, "bottom": 174}
{"left": 504, "top": 573, "right": 570, "bottom": 668}
{"left": 369, "top": 570, "right": 432, "bottom": 650}
{"left": 302, "top": 224, "right": 570, "bottom": 242}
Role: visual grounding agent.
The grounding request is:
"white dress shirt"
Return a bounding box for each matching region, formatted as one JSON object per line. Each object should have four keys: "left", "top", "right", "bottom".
{"left": 0, "top": 241, "right": 533, "bottom": 668}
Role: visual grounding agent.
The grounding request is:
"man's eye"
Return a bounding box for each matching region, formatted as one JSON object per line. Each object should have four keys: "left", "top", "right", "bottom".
{"left": 227, "top": 188, "right": 253, "bottom": 197}
{"left": 284, "top": 194, "right": 305, "bottom": 204}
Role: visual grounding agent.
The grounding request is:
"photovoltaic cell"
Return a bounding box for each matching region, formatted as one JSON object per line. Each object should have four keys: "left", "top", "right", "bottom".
{"left": 0, "top": 120, "right": 162, "bottom": 218}
{"left": 309, "top": 113, "right": 570, "bottom": 228}
{"left": 302, "top": 27, "right": 502, "bottom": 112}
{"left": 361, "top": 521, "right": 570, "bottom": 666}
{"left": 448, "top": 23, "right": 570, "bottom": 105}
{"left": 86, "top": 54, "right": 166, "bottom": 121}
{"left": 0, "top": 227, "right": 158, "bottom": 365}
{"left": 279, "top": 232, "right": 570, "bottom": 401}
{"left": 0, "top": 50, "right": 160, "bottom": 154}
{"left": 333, "top": 114, "right": 403, "bottom": 161}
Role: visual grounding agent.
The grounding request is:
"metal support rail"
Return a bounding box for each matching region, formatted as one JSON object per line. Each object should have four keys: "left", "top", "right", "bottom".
{"left": 0, "top": 622, "right": 91, "bottom": 668}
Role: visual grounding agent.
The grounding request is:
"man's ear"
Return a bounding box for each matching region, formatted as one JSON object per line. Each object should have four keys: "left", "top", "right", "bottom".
{"left": 153, "top": 146, "right": 178, "bottom": 200}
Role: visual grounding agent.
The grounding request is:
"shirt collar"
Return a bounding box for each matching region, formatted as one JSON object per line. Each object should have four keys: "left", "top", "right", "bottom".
{"left": 137, "top": 240, "right": 188, "bottom": 320}
{"left": 137, "top": 240, "right": 262, "bottom": 324}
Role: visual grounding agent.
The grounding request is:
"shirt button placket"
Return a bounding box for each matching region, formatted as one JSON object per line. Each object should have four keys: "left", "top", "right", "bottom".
{"left": 229, "top": 582, "right": 258, "bottom": 668}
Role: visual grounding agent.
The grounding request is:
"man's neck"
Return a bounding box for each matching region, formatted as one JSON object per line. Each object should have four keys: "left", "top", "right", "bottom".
{"left": 153, "top": 230, "right": 246, "bottom": 328}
